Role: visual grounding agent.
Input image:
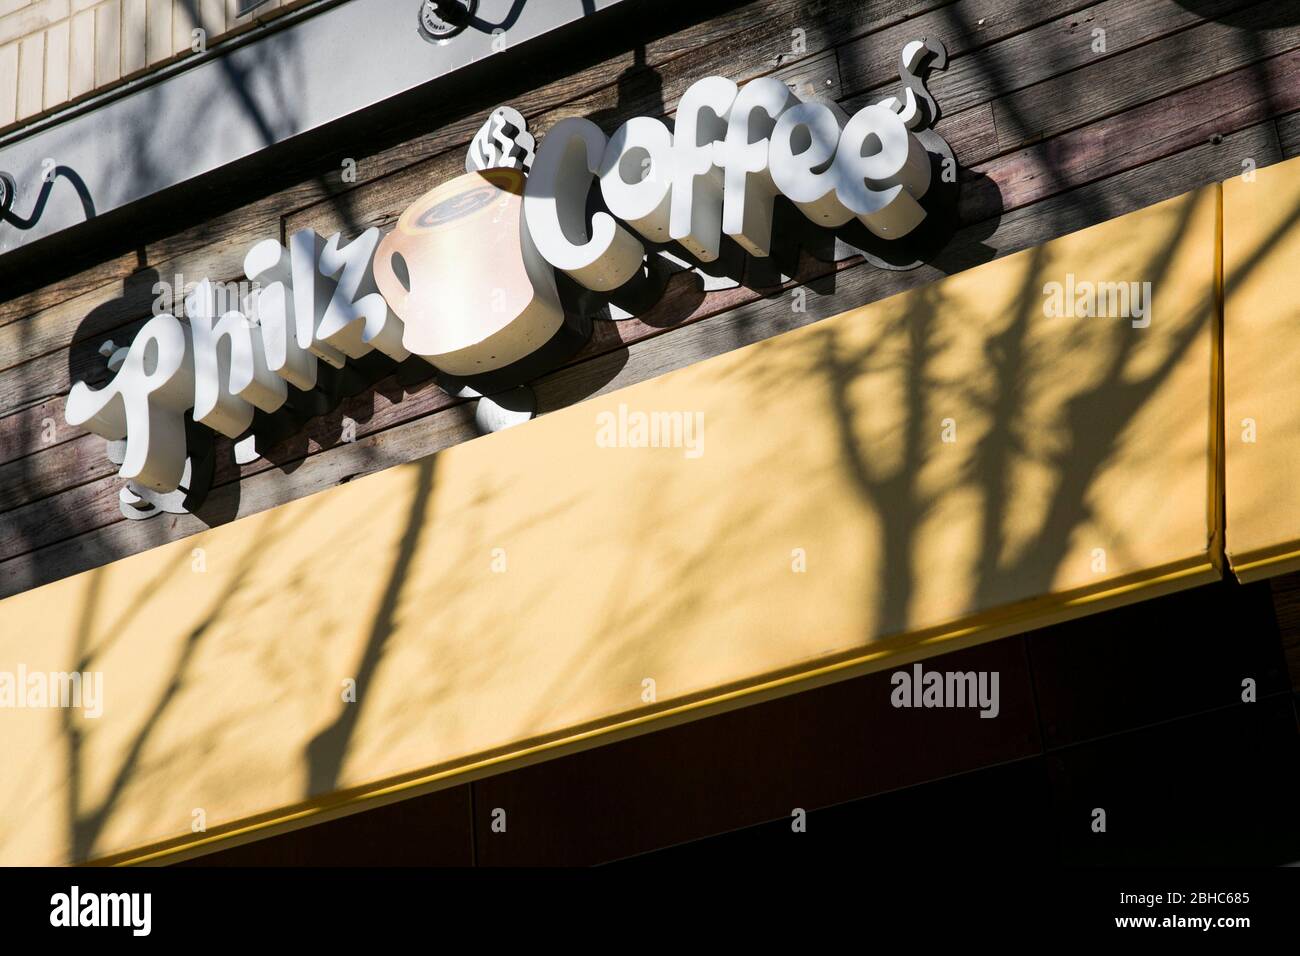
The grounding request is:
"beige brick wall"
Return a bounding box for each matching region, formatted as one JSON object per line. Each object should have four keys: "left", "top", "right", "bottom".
{"left": 0, "top": 0, "right": 314, "bottom": 134}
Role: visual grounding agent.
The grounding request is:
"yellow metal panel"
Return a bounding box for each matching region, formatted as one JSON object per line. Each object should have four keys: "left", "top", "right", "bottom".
{"left": 0, "top": 185, "right": 1219, "bottom": 865}
{"left": 1223, "top": 155, "right": 1300, "bottom": 580}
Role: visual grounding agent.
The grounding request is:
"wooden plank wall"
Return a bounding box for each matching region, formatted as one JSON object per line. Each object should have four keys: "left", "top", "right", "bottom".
{"left": 3, "top": 0, "right": 1300, "bottom": 600}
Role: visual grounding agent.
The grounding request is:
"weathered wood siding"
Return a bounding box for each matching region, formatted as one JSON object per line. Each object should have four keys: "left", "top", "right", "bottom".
{"left": 2, "top": 0, "right": 1299, "bottom": 597}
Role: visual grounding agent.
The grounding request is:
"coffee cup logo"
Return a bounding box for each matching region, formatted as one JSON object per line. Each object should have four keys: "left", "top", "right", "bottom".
{"left": 372, "top": 167, "right": 564, "bottom": 379}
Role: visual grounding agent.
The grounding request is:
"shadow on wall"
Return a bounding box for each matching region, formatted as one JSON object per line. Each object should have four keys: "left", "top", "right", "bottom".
{"left": 40, "top": 179, "right": 1300, "bottom": 867}
{"left": 1173, "top": 0, "right": 1300, "bottom": 27}
{"left": 29, "top": 2, "right": 999, "bottom": 599}
{"left": 46, "top": 33, "right": 681, "bottom": 576}
{"left": 0, "top": 9, "right": 311, "bottom": 593}
{"left": 20, "top": 0, "right": 1300, "bottom": 863}
{"left": 0, "top": 167, "right": 95, "bottom": 231}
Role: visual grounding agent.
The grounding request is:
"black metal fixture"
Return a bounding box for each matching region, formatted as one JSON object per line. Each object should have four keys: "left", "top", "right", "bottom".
{"left": 418, "top": 0, "right": 478, "bottom": 41}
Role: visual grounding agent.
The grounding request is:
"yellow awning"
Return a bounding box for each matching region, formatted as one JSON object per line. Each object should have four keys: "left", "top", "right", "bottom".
{"left": 0, "top": 182, "right": 1226, "bottom": 866}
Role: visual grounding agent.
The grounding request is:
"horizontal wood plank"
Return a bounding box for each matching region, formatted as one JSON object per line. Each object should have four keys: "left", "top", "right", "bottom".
{"left": 992, "top": 1, "right": 1300, "bottom": 152}
{"left": 0, "top": 119, "right": 1276, "bottom": 596}
{"left": 4, "top": 0, "right": 1297, "bottom": 598}
{"left": 1279, "top": 110, "right": 1300, "bottom": 158}
{"left": 961, "top": 45, "right": 1300, "bottom": 222}
{"left": 833, "top": 0, "right": 1097, "bottom": 103}
{"left": 894, "top": 0, "right": 1253, "bottom": 120}
{"left": 0, "top": 53, "right": 1282, "bottom": 522}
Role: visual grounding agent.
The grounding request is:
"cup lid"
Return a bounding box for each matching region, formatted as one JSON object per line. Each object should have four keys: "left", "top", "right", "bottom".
{"left": 395, "top": 167, "right": 525, "bottom": 236}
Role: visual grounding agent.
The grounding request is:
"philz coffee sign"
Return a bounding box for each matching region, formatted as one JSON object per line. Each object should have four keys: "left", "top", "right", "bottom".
{"left": 67, "top": 40, "right": 957, "bottom": 515}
